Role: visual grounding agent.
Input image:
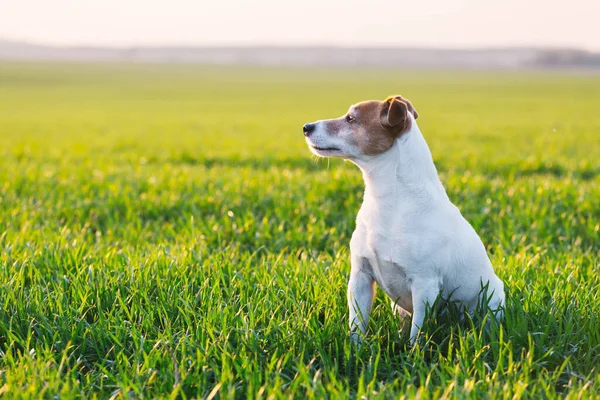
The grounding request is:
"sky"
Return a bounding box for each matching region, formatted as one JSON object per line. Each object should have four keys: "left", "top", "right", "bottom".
{"left": 0, "top": 0, "right": 598, "bottom": 50}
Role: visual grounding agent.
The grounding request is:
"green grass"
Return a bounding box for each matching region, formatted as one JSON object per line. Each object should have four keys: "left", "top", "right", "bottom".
{"left": 0, "top": 62, "right": 599, "bottom": 398}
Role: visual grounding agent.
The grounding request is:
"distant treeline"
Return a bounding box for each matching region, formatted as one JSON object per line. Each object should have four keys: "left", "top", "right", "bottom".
{"left": 1, "top": 39, "right": 599, "bottom": 69}
{"left": 532, "top": 50, "right": 600, "bottom": 68}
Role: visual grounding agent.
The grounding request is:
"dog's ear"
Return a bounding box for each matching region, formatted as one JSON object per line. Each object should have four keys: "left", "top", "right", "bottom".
{"left": 392, "top": 95, "right": 418, "bottom": 120}
{"left": 381, "top": 95, "right": 418, "bottom": 132}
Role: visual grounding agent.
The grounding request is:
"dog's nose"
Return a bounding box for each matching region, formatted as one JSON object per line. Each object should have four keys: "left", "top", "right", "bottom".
{"left": 303, "top": 123, "right": 316, "bottom": 137}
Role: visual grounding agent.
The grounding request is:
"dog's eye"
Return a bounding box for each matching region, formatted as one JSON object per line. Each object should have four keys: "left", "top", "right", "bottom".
{"left": 346, "top": 114, "right": 356, "bottom": 123}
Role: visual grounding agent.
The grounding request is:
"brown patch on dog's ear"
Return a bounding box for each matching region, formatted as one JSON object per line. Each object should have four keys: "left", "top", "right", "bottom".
{"left": 384, "top": 95, "right": 418, "bottom": 119}
{"left": 385, "top": 98, "right": 408, "bottom": 127}
{"left": 390, "top": 95, "right": 418, "bottom": 120}
{"left": 381, "top": 95, "right": 418, "bottom": 134}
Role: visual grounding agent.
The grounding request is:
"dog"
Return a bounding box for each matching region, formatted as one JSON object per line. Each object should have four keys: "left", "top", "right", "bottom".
{"left": 303, "top": 95, "right": 505, "bottom": 344}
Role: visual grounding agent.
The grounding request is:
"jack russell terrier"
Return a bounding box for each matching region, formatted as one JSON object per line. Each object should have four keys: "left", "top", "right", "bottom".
{"left": 303, "top": 95, "right": 505, "bottom": 344}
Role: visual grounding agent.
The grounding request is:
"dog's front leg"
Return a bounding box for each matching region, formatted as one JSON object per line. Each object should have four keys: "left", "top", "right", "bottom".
{"left": 348, "top": 256, "right": 375, "bottom": 344}
{"left": 409, "top": 279, "right": 440, "bottom": 344}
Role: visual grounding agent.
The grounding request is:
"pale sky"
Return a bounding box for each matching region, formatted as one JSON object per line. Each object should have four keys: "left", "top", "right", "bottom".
{"left": 1, "top": 0, "right": 599, "bottom": 50}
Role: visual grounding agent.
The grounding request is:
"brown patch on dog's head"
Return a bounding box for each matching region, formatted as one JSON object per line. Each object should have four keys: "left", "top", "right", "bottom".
{"left": 346, "top": 95, "right": 418, "bottom": 155}
{"left": 304, "top": 95, "right": 419, "bottom": 159}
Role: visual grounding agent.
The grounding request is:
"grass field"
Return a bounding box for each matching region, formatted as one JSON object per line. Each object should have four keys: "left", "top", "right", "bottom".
{"left": 0, "top": 62, "right": 599, "bottom": 398}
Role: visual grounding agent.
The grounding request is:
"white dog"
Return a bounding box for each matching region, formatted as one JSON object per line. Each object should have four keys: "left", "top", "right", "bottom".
{"left": 303, "top": 95, "right": 505, "bottom": 343}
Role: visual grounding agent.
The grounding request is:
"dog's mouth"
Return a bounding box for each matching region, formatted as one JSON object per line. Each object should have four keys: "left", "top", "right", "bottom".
{"left": 310, "top": 144, "right": 340, "bottom": 152}
{"left": 305, "top": 137, "right": 344, "bottom": 157}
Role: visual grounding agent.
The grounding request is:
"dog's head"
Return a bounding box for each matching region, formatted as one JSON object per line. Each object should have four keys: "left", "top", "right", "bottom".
{"left": 303, "top": 95, "right": 418, "bottom": 159}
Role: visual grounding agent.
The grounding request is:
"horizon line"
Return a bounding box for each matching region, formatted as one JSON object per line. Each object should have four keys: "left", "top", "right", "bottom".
{"left": 2, "top": 36, "right": 598, "bottom": 54}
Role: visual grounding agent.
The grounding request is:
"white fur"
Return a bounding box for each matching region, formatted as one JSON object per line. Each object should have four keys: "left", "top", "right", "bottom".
{"left": 306, "top": 115, "right": 359, "bottom": 158}
{"left": 308, "top": 113, "right": 505, "bottom": 344}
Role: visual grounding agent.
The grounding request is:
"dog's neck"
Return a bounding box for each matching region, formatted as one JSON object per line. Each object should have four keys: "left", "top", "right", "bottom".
{"left": 353, "top": 119, "right": 447, "bottom": 204}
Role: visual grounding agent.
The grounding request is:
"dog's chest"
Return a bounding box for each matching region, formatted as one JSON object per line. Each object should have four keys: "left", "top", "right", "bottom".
{"left": 357, "top": 203, "right": 401, "bottom": 264}
{"left": 353, "top": 209, "right": 413, "bottom": 308}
